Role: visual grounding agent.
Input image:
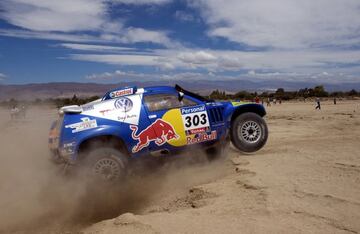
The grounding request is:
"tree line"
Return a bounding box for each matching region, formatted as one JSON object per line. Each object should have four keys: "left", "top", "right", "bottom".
{"left": 0, "top": 85, "right": 359, "bottom": 108}
{"left": 0, "top": 95, "right": 100, "bottom": 108}
{"left": 209, "top": 86, "right": 360, "bottom": 100}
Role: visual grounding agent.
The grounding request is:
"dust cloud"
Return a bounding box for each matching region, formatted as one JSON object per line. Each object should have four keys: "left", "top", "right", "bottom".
{"left": 0, "top": 106, "right": 228, "bottom": 233}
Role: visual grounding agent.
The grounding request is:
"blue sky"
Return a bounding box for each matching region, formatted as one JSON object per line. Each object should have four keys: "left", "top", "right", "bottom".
{"left": 0, "top": 0, "right": 359, "bottom": 84}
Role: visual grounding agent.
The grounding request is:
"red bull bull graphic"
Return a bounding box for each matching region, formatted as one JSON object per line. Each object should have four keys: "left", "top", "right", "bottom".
{"left": 130, "top": 119, "right": 179, "bottom": 153}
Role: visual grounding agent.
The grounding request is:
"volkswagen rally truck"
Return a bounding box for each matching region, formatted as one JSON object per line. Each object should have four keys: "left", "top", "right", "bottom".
{"left": 49, "top": 85, "right": 268, "bottom": 180}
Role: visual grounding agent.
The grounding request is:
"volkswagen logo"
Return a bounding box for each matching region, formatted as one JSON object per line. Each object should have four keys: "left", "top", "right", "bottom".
{"left": 114, "top": 97, "right": 133, "bottom": 112}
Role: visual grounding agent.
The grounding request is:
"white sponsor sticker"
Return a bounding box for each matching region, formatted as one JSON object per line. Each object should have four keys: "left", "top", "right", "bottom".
{"left": 82, "top": 94, "right": 142, "bottom": 125}
{"left": 109, "top": 88, "right": 133, "bottom": 98}
{"left": 65, "top": 117, "right": 98, "bottom": 133}
{"left": 181, "top": 105, "right": 210, "bottom": 134}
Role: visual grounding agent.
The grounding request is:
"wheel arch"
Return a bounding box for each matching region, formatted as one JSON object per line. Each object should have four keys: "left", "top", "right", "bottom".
{"left": 77, "top": 134, "right": 130, "bottom": 161}
{"left": 230, "top": 104, "right": 266, "bottom": 123}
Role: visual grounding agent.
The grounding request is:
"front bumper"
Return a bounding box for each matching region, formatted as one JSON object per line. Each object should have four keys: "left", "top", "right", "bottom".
{"left": 49, "top": 147, "right": 76, "bottom": 165}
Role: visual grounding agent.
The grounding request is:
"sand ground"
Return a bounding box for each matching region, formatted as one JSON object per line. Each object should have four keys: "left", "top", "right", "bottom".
{"left": 0, "top": 100, "right": 359, "bottom": 234}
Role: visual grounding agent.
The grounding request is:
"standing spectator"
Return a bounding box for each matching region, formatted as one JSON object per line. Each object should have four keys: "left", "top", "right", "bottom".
{"left": 255, "top": 96, "right": 260, "bottom": 104}
{"left": 10, "top": 106, "right": 19, "bottom": 120}
{"left": 266, "top": 98, "right": 271, "bottom": 107}
{"left": 315, "top": 97, "right": 321, "bottom": 110}
{"left": 333, "top": 97, "right": 337, "bottom": 105}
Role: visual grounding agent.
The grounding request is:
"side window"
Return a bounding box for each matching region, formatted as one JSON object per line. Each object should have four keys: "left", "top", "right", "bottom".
{"left": 144, "top": 94, "right": 197, "bottom": 112}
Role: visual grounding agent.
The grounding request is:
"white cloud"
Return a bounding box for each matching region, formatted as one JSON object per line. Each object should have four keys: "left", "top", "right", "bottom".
{"left": 86, "top": 70, "right": 160, "bottom": 81}
{"left": 0, "top": 0, "right": 171, "bottom": 32}
{"left": 70, "top": 54, "right": 160, "bottom": 66}
{"left": 1, "top": 0, "right": 106, "bottom": 32}
{"left": 111, "top": 0, "right": 171, "bottom": 4}
{"left": 116, "top": 27, "right": 173, "bottom": 46}
{"left": 68, "top": 47, "right": 360, "bottom": 82}
{"left": 0, "top": 29, "right": 102, "bottom": 42}
{"left": 174, "top": 48, "right": 360, "bottom": 74}
{"left": 0, "top": 0, "right": 175, "bottom": 46}
{"left": 248, "top": 70, "right": 256, "bottom": 76}
{"left": 177, "top": 51, "right": 217, "bottom": 64}
{"left": 84, "top": 69, "right": 359, "bottom": 84}
{"left": 0, "top": 73, "right": 7, "bottom": 81}
{"left": 192, "top": 0, "right": 360, "bottom": 49}
{"left": 162, "top": 72, "right": 210, "bottom": 80}
{"left": 59, "top": 43, "right": 136, "bottom": 52}
{"left": 2, "top": 0, "right": 358, "bottom": 83}
{"left": 0, "top": 28, "right": 175, "bottom": 47}
{"left": 174, "top": 11, "right": 195, "bottom": 22}
{"left": 85, "top": 70, "right": 212, "bottom": 81}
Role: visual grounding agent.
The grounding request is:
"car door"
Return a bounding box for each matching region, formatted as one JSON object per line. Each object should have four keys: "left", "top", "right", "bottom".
{"left": 142, "top": 92, "right": 202, "bottom": 153}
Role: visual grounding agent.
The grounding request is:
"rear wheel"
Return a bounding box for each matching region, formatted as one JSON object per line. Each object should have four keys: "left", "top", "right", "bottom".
{"left": 83, "top": 147, "right": 128, "bottom": 182}
{"left": 231, "top": 113, "right": 268, "bottom": 153}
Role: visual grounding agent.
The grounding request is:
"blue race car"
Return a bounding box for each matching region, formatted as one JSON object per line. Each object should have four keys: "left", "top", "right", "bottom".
{"left": 49, "top": 85, "right": 268, "bottom": 181}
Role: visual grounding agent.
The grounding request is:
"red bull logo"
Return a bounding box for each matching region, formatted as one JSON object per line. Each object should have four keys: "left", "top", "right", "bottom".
{"left": 130, "top": 119, "right": 179, "bottom": 153}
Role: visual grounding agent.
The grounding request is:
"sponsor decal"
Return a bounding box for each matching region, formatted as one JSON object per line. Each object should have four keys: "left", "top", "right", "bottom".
{"left": 114, "top": 97, "right": 133, "bottom": 112}
{"left": 181, "top": 105, "right": 210, "bottom": 135}
{"left": 186, "top": 131, "right": 217, "bottom": 145}
{"left": 99, "top": 109, "right": 113, "bottom": 116}
{"left": 186, "top": 127, "right": 209, "bottom": 135}
{"left": 98, "top": 109, "right": 137, "bottom": 120}
{"left": 231, "top": 101, "right": 250, "bottom": 107}
{"left": 82, "top": 105, "right": 94, "bottom": 111}
{"left": 109, "top": 88, "right": 133, "bottom": 99}
{"left": 130, "top": 119, "right": 179, "bottom": 153}
{"left": 61, "top": 141, "right": 76, "bottom": 155}
{"left": 81, "top": 94, "right": 142, "bottom": 125}
{"left": 118, "top": 114, "right": 137, "bottom": 121}
{"left": 63, "top": 142, "right": 76, "bottom": 148}
{"left": 65, "top": 117, "right": 98, "bottom": 133}
{"left": 98, "top": 97, "right": 133, "bottom": 117}
{"left": 181, "top": 105, "right": 206, "bottom": 115}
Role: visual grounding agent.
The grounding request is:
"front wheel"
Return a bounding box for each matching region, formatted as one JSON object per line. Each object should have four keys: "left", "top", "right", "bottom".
{"left": 230, "top": 113, "right": 268, "bottom": 153}
{"left": 82, "top": 147, "right": 128, "bottom": 182}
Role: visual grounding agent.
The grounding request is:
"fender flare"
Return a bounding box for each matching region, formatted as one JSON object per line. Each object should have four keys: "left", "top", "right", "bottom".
{"left": 230, "top": 104, "right": 266, "bottom": 123}
{"left": 74, "top": 125, "right": 131, "bottom": 161}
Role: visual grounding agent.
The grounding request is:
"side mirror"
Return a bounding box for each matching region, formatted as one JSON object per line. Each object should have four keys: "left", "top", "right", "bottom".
{"left": 178, "top": 91, "right": 184, "bottom": 102}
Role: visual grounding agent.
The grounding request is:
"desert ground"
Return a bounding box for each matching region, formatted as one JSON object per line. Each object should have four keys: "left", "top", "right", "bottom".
{"left": 0, "top": 100, "right": 359, "bottom": 234}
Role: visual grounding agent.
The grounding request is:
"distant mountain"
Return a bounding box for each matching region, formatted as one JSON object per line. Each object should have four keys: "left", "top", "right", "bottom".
{"left": 0, "top": 80, "right": 359, "bottom": 100}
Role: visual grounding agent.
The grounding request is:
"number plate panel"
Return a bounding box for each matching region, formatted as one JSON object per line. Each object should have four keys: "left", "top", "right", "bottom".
{"left": 181, "top": 105, "right": 210, "bottom": 135}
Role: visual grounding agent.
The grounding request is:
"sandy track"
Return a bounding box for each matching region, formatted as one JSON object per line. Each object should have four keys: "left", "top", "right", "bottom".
{"left": 0, "top": 101, "right": 359, "bottom": 233}
{"left": 84, "top": 100, "right": 360, "bottom": 234}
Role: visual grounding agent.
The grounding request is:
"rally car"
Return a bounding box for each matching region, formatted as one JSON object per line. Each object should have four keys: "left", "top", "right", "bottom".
{"left": 49, "top": 85, "right": 268, "bottom": 181}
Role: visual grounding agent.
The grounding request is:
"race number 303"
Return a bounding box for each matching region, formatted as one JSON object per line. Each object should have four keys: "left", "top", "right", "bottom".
{"left": 181, "top": 105, "right": 210, "bottom": 134}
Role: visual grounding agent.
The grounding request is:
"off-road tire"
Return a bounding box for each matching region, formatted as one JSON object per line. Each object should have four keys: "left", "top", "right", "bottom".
{"left": 230, "top": 112, "right": 268, "bottom": 153}
{"left": 83, "top": 147, "right": 128, "bottom": 182}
